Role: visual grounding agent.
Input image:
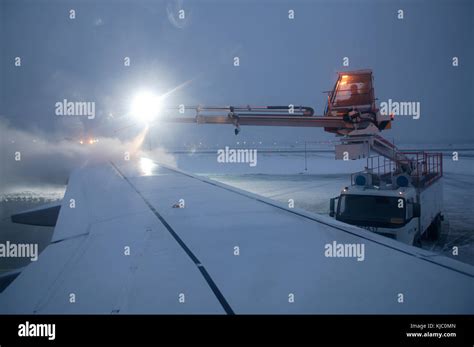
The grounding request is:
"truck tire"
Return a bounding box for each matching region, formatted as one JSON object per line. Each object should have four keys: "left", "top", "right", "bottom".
{"left": 427, "top": 215, "right": 441, "bottom": 241}
{"left": 412, "top": 232, "right": 422, "bottom": 248}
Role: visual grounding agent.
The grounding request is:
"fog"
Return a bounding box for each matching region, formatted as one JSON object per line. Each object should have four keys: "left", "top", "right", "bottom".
{"left": 0, "top": 118, "right": 176, "bottom": 193}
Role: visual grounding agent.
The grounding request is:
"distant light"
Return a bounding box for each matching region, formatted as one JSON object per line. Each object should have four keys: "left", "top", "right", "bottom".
{"left": 131, "top": 91, "right": 163, "bottom": 124}
{"left": 341, "top": 75, "right": 349, "bottom": 79}
{"left": 83, "top": 138, "right": 98, "bottom": 145}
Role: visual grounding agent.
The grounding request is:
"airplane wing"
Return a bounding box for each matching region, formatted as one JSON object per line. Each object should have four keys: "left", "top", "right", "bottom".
{"left": 1, "top": 160, "right": 473, "bottom": 314}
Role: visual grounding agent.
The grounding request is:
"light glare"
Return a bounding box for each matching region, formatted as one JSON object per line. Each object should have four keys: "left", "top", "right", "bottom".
{"left": 140, "top": 157, "right": 157, "bottom": 176}
{"left": 131, "top": 91, "right": 163, "bottom": 123}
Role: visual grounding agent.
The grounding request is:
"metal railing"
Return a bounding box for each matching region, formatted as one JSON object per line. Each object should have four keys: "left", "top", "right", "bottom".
{"left": 361, "top": 152, "right": 443, "bottom": 188}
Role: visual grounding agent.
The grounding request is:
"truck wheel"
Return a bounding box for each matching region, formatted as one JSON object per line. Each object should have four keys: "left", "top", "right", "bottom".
{"left": 427, "top": 215, "right": 441, "bottom": 241}
{"left": 413, "top": 232, "right": 422, "bottom": 248}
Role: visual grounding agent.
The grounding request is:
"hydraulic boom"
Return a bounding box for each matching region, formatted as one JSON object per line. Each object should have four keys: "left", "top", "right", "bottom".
{"left": 164, "top": 70, "right": 415, "bottom": 173}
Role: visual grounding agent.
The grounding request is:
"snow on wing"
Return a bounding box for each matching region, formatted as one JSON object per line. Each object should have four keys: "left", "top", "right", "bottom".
{"left": 0, "top": 161, "right": 473, "bottom": 314}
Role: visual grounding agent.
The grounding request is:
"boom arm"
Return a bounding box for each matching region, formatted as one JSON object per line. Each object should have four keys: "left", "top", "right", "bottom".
{"left": 162, "top": 70, "right": 413, "bottom": 173}
{"left": 166, "top": 105, "right": 353, "bottom": 131}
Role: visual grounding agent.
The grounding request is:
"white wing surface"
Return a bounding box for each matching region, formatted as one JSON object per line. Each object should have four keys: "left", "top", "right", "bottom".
{"left": 1, "top": 161, "right": 473, "bottom": 314}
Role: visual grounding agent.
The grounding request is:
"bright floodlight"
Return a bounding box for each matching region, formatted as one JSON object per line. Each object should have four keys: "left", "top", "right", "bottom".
{"left": 131, "top": 91, "right": 162, "bottom": 123}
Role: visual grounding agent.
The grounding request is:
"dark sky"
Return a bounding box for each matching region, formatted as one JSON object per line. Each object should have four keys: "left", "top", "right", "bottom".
{"left": 1, "top": 0, "right": 473, "bottom": 146}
